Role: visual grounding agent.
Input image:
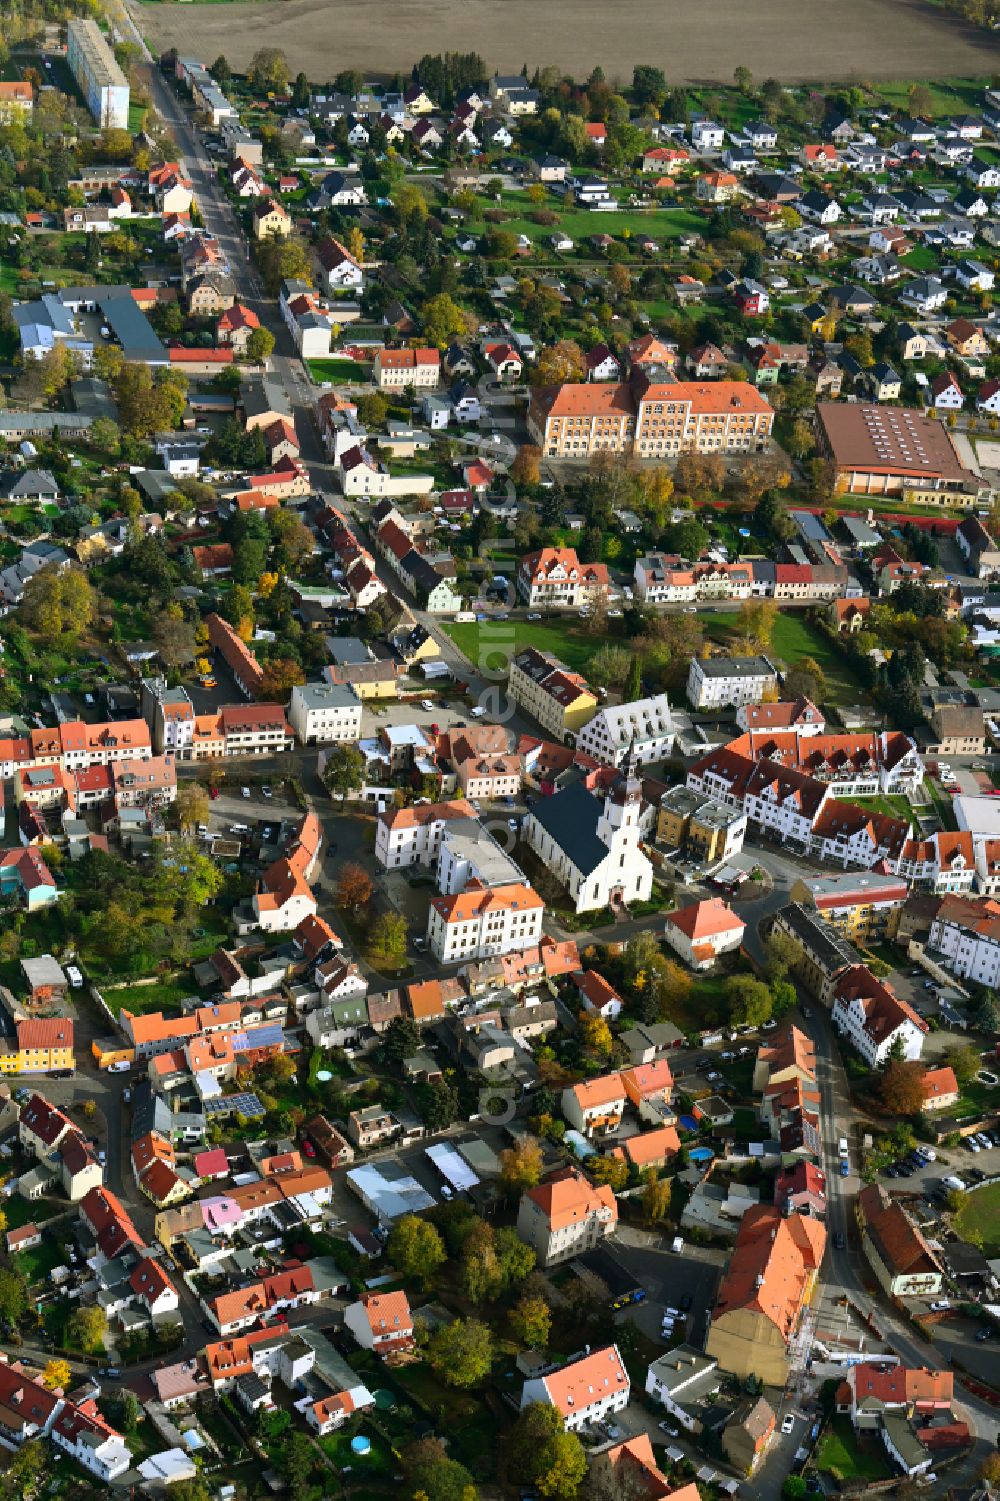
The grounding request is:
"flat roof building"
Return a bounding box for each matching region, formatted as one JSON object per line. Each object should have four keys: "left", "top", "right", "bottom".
{"left": 817, "top": 401, "right": 976, "bottom": 499}
{"left": 67, "top": 18, "right": 129, "bottom": 130}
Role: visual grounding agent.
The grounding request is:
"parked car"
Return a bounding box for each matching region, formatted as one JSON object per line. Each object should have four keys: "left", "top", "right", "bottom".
{"left": 930, "top": 1300, "right": 951, "bottom": 1312}
{"left": 241, "top": 786, "right": 251, "bottom": 799}
{"left": 65, "top": 965, "right": 83, "bottom": 989}
{"left": 781, "top": 1414, "right": 795, "bottom": 1435}
{"left": 107, "top": 1061, "right": 130, "bottom": 1074}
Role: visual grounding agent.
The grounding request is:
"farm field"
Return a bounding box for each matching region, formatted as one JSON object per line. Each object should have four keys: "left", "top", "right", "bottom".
{"left": 136, "top": 0, "right": 999, "bottom": 84}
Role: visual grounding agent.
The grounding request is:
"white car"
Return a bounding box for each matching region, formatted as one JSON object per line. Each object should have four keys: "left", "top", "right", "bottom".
{"left": 420, "top": 700, "right": 435, "bottom": 712}
{"left": 65, "top": 966, "right": 84, "bottom": 989}
{"left": 658, "top": 1421, "right": 679, "bottom": 1437}
{"left": 261, "top": 786, "right": 273, "bottom": 799}
{"left": 930, "top": 1299, "right": 951, "bottom": 1312}
{"left": 470, "top": 706, "right": 487, "bottom": 719}
{"left": 241, "top": 786, "right": 251, "bottom": 799}
{"left": 527, "top": 611, "right": 541, "bottom": 620}
{"left": 781, "top": 1414, "right": 795, "bottom": 1435}
{"left": 107, "top": 1061, "right": 131, "bottom": 1074}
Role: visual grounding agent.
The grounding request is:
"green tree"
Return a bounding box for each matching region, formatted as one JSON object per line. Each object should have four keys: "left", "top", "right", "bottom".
{"left": 247, "top": 47, "right": 290, "bottom": 94}
{"left": 509, "top": 1293, "right": 551, "bottom": 1348}
{"left": 210, "top": 55, "right": 232, "bottom": 85}
{"left": 624, "top": 654, "right": 642, "bottom": 702}
{"left": 356, "top": 392, "right": 389, "bottom": 429}
{"left": 509, "top": 1403, "right": 588, "bottom": 1501}
{"left": 19, "top": 564, "right": 95, "bottom": 640}
{"left": 426, "top": 1317, "right": 493, "bottom": 1387}
{"left": 383, "top": 1015, "right": 422, "bottom": 1063}
{"left": 402, "top": 1439, "right": 478, "bottom": 1501}
{"left": 944, "top": 1042, "right": 981, "bottom": 1086}
{"left": 725, "top": 974, "right": 773, "bottom": 1029}
{"left": 321, "top": 743, "right": 364, "bottom": 802}
{"left": 388, "top": 1213, "right": 447, "bottom": 1286}
{"left": 174, "top": 782, "right": 210, "bottom": 832}
{"left": 421, "top": 292, "right": 470, "bottom": 347}
{"left": 246, "top": 325, "right": 276, "bottom": 363}
{"left": 67, "top": 1304, "right": 108, "bottom": 1354}
{"left": 367, "top": 911, "right": 408, "bottom": 968}
{"left": 291, "top": 71, "right": 310, "bottom": 108}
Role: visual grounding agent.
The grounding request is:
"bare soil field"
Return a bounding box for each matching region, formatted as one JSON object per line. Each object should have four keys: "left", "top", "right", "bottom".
{"left": 137, "top": 0, "right": 998, "bottom": 83}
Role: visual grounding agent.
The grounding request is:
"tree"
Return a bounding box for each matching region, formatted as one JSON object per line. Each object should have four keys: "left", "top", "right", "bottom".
{"left": 980, "top": 1454, "right": 1000, "bottom": 1486}
{"left": 509, "top": 1293, "right": 551, "bottom": 1348}
{"left": 291, "top": 70, "right": 310, "bottom": 108}
{"left": 383, "top": 1016, "right": 422, "bottom": 1063}
{"left": 321, "top": 743, "right": 364, "bottom": 801}
{"left": 248, "top": 47, "right": 290, "bottom": 94}
{"left": 19, "top": 564, "right": 95, "bottom": 640}
{"left": 210, "top": 55, "right": 232, "bottom": 85}
{"left": 944, "top": 1043, "right": 981, "bottom": 1085}
{"left": 336, "top": 862, "right": 373, "bottom": 911}
{"left": 512, "top": 444, "right": 542, "bottom": 487}
{"left": 532, "top": 339, "right": 587, "bottom": 385}
{"left": 763, "top": 930, "right": 803, "bottom": 983}
{"left": 878, "top": 1060, "right": 925, "bottom": 1117}
{"left": 367, "top": 911, "right": 408, "bottom": 968}
{"left": 258, "top": 658, "right": 305, "bottom": 701}
{"left": 356, "top": 392, "right": 389, "bottom": 429}
{"left": 153, "top": 612, "right": 197, "bottom": 668}
{"left": 736, "top": 598, "right": 778, "bottom": 651}
{"left": 42, "top": 1359, "right": 71, "bottom": 1390}
{"left": 578, "top": 1011, "right": 613, "bottom": 1056}
{"left": 175, "top": 782, "right": 210, "bottom": 833}
{"left": 0, "top": 1269, "right": 26, "bottom": 1326}
{"left": 624, "top": 654, "right": 643, "bottom": 703}
{"left": 402, "top": 1439, "right": 478, "bottom": 1501}
{"left": 426, "top": 1317, "right": 493, "bottom": 1387}
{"left": 734, "top": 65, "right": 754, "bottom": 94}
{"left": 725, "top": 974, "right": 773, "bottom": 1029}
{"left": 589, "top": 1154, "right": 628, "bottom": 1191}
{"left": 509, "top": 1403, "right": 587, "bottom": 1501}
{"left": 90, "top": 416, "right": 121, "bottom": 454}
{"left": 782, "top": 1479, "right": 807, "bottom": 1501}
{"left": 784, "top": 655, "right": 826, "bottom": 705}
{"left": 908, "top": 82, "right": 933, "bottom": 118}
{"left": 642, "top": 1173, "right": 672, "bottom": 1224}
{"left": 246, "top": 326, "right": 275, "bottom": 363}
{"left": 387, "top": 1213, "right": 447, "bottom": 1286}
{"left": 421, "top": 292, "right": 471, "bottom": 347}
{"left": 67, "top": 1304, "right": 108, "bottom": 1354}
{"left": 973, "top": 991, "right": 1000, "bottom": 1033}
{"left": 499, "top": 1135, "right": 543, "bottom": 1193}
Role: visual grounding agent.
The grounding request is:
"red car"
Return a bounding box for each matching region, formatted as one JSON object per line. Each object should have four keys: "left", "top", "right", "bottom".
{"left": 430, "top": 723, "right": 440, "bottom": 735}
{"left": 302, "top": 1138, "right": 316, "bottom": 1158}
{"left": 209, "top": 787, "right": 219, "bottom": 800}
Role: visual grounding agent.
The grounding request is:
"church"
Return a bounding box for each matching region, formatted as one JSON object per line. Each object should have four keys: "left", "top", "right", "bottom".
{"left": 521, "top": 757, "right": 654, "bottom": 915}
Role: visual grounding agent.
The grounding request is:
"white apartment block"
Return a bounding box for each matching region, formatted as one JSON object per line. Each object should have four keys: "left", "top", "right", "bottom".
{"left": 426, "top": 881, "right": 544, "bottom": 963}
{"left": 288, "top": 682, "right": 363, "bottom": 745}
{"left": 575, "top": 694, "right": 674, "bottom": 768}
{"left": 375, "top": 798, "right": 476, "bottom": 871}
{"left": 67, "top": 19, "right": 130, "bottom": 129}
{"left": 929, "top": 899, "right": 1000, "bottom": 986}
{"left": 516, "top": 1169, "right": 618, "bottom": 1266}
{"left": 687, "top": 655, "right": 779, "bottom": 710}
{"left": 831, "top": 969, "right": 927, "bottom": 1066}
{"left": 521, "top": 1346, "right": 630, "bottom": 1433}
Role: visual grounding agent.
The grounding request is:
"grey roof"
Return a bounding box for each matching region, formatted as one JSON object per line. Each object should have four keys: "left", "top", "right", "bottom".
{"left": 527, "top": 779, "right": 608, "bottom": 877}
{"left": 697, "top": 655, "right": 776, "bottom": 679}
{"left": 771, "top": 901, "right": 860, "bottom": 974}
{"left": 1, "top": 469, "right": 59, "bottom": 500}
{"left": 97, "top": 290, "right": 168, "bottom": 365}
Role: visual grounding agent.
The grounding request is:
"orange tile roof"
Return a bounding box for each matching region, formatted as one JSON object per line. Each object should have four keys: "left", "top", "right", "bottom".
{"left": 921, "top": 1066, "right": 958, "bottom": 1102}
{"left": 430, "top": 879, "right": 543, "bottom": 925}
{"left": 355, "top": 1289, "right": 412, "bottom": 1335}
{"left": 619, "top": 1126, "right": 681, "bottom": 1167}
{"left": 16, "top": 1017, "right": 73, "bottom": 1051}
{"left": 525, "top": 1167, "right": 618, "bottom": 1231}
{"left": 712, "top": 1205, "right": 826, "bottom": 1339}
{"left": 569, "top": 1072, "right": 627, "bottom": 1112}
{"left": 666, "top": 897, "right": 744, "bottom": 942}
{"left": 541, "top": 1345, "right": 629, "bottom": 1418}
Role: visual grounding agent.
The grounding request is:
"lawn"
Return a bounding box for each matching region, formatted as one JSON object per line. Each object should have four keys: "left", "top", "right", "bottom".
{"left": 442, "top": 616, "right": 612, "bottom": 677}
{"left": 14, "top": 1234, "right": 69, "bottom": 1288}
{"left": 491, "top": 203, "right": 709, "bottom": 247}
{"left": 814, "top": 1416, "right": 893, "bottom": 1481}
{"left": 954, "top": 1181, "right": 1000, "bottom": 1257}
{"left": 700, "top": 610, "right": 863, "bottom": 706}
{"left": 308, "top": 358, "right": 369, "bottom": 383}
{"left": 851, "top": 793, "right": 922, "bottom": 822}
{"left": 3, "top": 1195, "right": 61, "bottom": 1230}
{"left": 103, "top": 975, "right": 200, "bottom": 1018}
{"left": 318, "top": 1425, "right": 393, "bottom": 1473}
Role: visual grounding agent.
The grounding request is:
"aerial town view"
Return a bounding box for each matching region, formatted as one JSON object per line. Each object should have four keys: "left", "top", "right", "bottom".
{"left": 2, "top": 0, "right": 1000, "bottom": 1499}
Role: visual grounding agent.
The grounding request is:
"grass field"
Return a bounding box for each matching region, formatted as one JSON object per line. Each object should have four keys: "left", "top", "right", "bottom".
{"left": 815, "top": 1416, "right": 894, "bottom": 1481}
{"left": 700, "top": 611, "right": 862, "bottom": 706}
{"left": 308, "top": 358, "right": 369, "bottom": 384}
{"left": 475, "top": 200, "right": 709, "bottom": 246}
{"left": 137, "top": 0, "right": 1000, "bottom": 81}
{"left": 103, "top": 976, "right": 199, "bottom": 1017}
{"left": 14, "top": 1234, "right": 67, "bottom": 1288}
{"left": 442, "top": 616, "right": 610, "bottom": 677}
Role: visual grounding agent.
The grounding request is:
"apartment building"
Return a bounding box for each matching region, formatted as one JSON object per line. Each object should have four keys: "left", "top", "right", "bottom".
{"left": 634, "top": 555, "right": 754, "bottom": 605}
{"left": 67, "top": 19, "right": 129, "bottom": 129}
{"left": 0, "top": 82, "right": 33, "bottom": 122}
{"left": 856, "top": 1184, "right": 944, "bottom": 1298}
{"left": 655, "top": 786, "right": 747, "bottom": 865}
{"left": 789, "top": 871, "right": 911, "bottom": 942}
{"left": 576, "top": 693, "right": 674, "bottom": 768}
{"left": 508, "top": 647, "right": 597, "bottom": 743}
{"left": 561, "top": 1072, "right": 628, "bottom": 1135}
{"left": 706, "top": 1206, "right": 825, "bottom": 1386}
{"left": 447, "top": 725, "right": 521, "bottom": 800}
{"left": 521, "top": 1346, "right": 630, "bottom": 1432}
{"left": 686, "top": 655, "right": 779, "bottom": 710}
{"left": 527, "top": 378, "right": 773, "bottom": 459}
{"left": 288, "top": 682, "right": 363, "bottom": 745}
{"left": 831, "top": 964, "right": 927, "bottom": 1065}
{"left": 928, "top": 892, "right": 1000, "bottom": 985}
{"left": 426, "top": 868, "right": 543, "bottom": 958}
{"left": 372, "top": 347, "right": 440, "bottom": 389}
{"left": 0, "top": 718, "right": 152, "bottom": 779}
{"left": 0, "top": 1018, "right": 74, "bottom": 1075}
{"left": 375, "top": 798, "right": 477, "bottom": 870}
{"left": 516, "top": 547, "right": 611, "bottom": 608}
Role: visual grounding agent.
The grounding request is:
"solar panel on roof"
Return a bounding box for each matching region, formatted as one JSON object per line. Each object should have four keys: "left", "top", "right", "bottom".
{"left": 204, "top": 1092, "right": 265, "bottom": 1118}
